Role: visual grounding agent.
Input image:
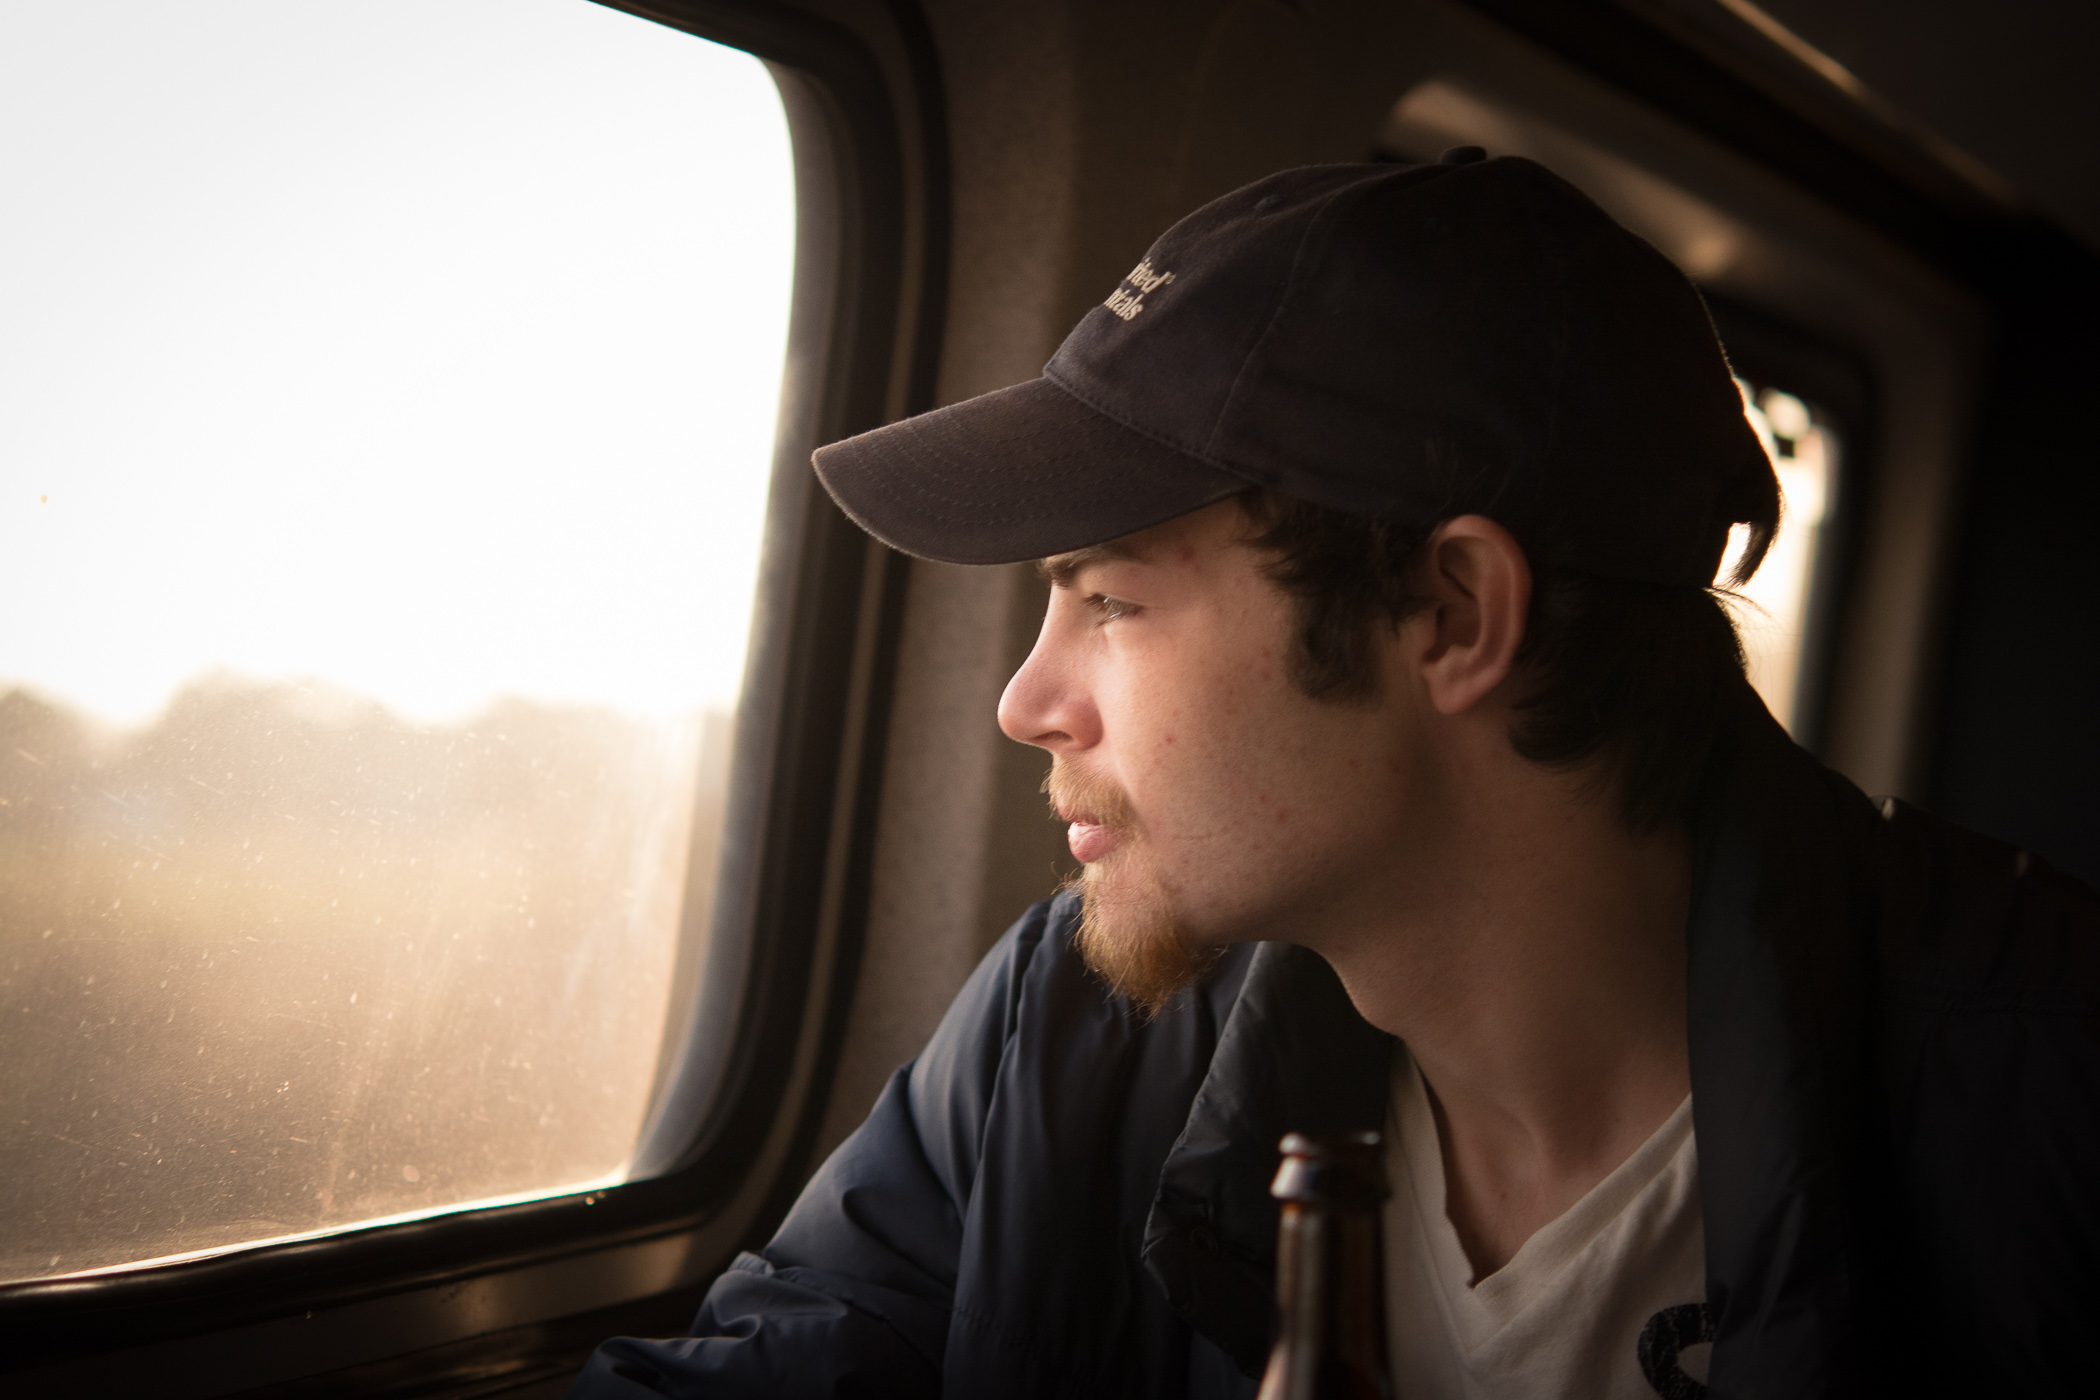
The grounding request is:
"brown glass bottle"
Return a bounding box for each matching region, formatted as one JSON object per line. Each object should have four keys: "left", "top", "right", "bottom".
{"left": 1256, "top": 1131, "right": 1395, "bottom": 1400}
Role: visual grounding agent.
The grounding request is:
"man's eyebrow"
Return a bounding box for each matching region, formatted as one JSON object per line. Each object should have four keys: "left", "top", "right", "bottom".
{"left": 1036, "top": 539, "right": 1146, "bottom": 588}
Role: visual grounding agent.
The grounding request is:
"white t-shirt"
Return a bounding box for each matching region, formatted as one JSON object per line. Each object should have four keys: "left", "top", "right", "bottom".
{"left": 1382, "top": 1048, "right": 1712, "bottom": 1399}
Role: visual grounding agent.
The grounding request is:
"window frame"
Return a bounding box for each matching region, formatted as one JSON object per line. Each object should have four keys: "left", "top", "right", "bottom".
{"left": 0, "top": 0, "right": 948, "bottom": 1387}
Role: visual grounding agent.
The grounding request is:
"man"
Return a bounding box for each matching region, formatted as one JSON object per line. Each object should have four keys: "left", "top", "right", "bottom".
{"left": 575, "top": 153, "right": 2099, "bottom": 1397}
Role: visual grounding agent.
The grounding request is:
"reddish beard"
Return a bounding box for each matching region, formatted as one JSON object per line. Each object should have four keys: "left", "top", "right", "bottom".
{"left": 1044, "top": 758, "right": 1219, "bottom": 1017}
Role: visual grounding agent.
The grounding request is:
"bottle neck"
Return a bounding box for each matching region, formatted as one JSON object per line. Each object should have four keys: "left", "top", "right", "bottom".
{"left": 1259, "top": 1199, "right": 1393, "bottom": 1400}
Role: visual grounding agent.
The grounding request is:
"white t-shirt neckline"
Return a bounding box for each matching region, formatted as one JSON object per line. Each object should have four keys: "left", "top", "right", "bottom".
{"left": 1382, "top": 1047, "right": 1709, "bottom": 1398}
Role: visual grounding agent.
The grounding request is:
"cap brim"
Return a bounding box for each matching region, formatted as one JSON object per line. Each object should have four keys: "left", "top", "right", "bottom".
{"left": 811, "top": 377, "right": 1249, "bottom": 565}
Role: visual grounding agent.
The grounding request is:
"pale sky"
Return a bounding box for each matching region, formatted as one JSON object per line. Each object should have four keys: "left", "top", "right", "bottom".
{"left": 1, "top": 0, "right": 795, "bottom": 727}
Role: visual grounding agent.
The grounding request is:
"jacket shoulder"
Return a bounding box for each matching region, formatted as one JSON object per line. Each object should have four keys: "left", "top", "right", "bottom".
{"left": 1871, "top": 796, "right": 2100, "bottom": 1008}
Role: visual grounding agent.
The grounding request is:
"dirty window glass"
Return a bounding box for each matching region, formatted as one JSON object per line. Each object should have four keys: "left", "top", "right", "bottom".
{"left": 1722, "top": 380, "right": 1841, "bottom": 734}
{"left": 0, "top": 0, "right": 793, "bottom": 1282}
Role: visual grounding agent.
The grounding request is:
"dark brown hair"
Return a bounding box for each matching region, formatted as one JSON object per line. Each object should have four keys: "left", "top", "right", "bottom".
{"left": 1238, "top": 490, "right": 1763, "bottom": 831}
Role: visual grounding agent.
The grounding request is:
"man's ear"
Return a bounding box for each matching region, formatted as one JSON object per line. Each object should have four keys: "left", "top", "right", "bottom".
{"left": 1411, "top": 515, "right": 1532, "bottom": 716}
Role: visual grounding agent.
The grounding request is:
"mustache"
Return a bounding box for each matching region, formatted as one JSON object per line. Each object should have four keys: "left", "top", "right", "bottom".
{"left": 1042, "top": 758, "right": 1137, "bottom": 831}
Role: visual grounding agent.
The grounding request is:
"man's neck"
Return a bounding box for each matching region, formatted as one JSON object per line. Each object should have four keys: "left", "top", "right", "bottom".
{"left": 1303, "top": 754, "right": 1694, "bottom": 1282}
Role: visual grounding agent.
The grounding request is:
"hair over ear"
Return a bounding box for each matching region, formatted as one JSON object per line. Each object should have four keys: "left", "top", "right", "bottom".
{"left": 1239, "top": 489, "right": 1749, "bottom": 830}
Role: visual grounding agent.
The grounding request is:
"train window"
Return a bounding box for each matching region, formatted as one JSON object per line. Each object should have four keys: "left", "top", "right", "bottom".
{"left": 0, "top": 0, "right": 793, "bottom": 1284}
{"left": 1726, "top": 379, "right": 1841, "bottom": 734}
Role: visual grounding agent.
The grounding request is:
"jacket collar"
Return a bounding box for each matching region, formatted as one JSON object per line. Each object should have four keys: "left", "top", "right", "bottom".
{"left": 1685, "top": 702, "right": 1876, "bottom": 1394}
{"left": 1140, "top": 940, "right": 1392, "bottom": 1375}
{"left": 1142, "top": 693, "right": 1878, "bottom": 1389}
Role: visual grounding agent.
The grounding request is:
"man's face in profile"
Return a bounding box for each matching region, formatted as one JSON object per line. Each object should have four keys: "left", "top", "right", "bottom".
{"left": 1000, "top": 499, "right": 1434, "bottom": 1013}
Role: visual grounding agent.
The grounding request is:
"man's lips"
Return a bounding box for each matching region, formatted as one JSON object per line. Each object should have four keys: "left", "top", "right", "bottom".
{"left": 1064, "top": 818, "right": 1120, "bottom": 864}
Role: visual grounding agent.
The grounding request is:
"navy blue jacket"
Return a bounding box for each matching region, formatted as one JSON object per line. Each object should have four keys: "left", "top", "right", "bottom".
{"left": 573, "top": 706, "right": 2100, "bottom": 1398}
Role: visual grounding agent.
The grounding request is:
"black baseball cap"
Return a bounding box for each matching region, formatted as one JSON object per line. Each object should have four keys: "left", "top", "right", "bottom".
{"left": 811, "top": 152, "right": 1778, "bottom": 588}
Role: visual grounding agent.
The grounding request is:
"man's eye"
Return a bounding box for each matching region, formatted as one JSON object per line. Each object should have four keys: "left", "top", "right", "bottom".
{"left": 1085, "top": 593, "right": 1139, "bottom": 622}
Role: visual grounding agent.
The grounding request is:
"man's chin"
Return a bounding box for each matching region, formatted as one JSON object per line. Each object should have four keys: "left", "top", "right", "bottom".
{"left": 1072, "top": 857, "right": 1219, "bottom": 1018}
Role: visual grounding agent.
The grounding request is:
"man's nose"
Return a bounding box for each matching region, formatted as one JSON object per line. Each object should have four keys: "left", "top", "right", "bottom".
{"left": 997, "top": 610, "right": 1100, "bottom": 753}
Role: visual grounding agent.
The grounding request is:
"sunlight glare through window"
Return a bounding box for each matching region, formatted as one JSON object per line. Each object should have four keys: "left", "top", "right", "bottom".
{"left": 0, "top": 0, "right": 794, "bottom": 1282}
